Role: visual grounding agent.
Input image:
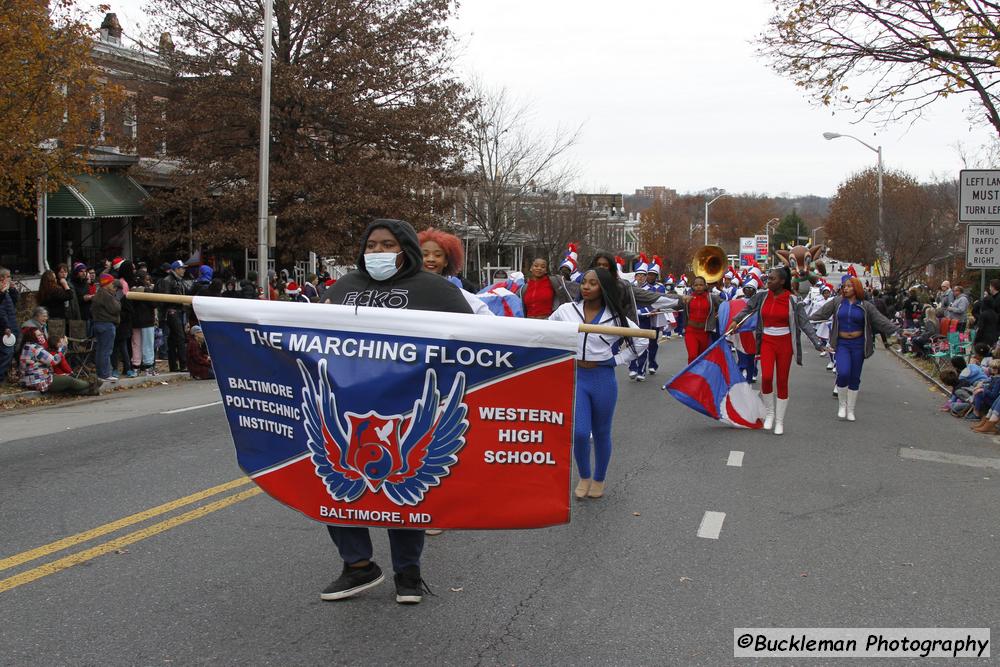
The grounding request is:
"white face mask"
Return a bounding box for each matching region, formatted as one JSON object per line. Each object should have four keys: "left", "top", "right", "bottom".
{"left": 365, "top": 252, "right": 401, "bottom": 281}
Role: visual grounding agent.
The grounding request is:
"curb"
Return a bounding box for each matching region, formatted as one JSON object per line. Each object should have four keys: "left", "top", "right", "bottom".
{"left": 0, "top": 372, "right": 190, "bottom": 404}
{"left": 889, "top": 347, "right": 949, "bottom": 395}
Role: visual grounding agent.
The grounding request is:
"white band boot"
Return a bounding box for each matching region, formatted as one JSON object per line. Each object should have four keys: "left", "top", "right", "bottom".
{"left": 762, "top": 392, "right": 775, "bottom": 430}
{"left": 837, "top": 389, "right": 848, "bottom": 419}
{"left": 846, "top": 389, "right": 858, "bottom": 422}
{"left": 774, "top": 398, "right": 789, "bottom": 435}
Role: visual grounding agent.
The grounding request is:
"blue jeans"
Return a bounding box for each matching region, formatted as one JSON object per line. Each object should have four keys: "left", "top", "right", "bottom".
{"left": 0, "top": 340, "right": 14, "bottom": 379}
{"left": 327, "top": 526, "right": 424, "bottom": 573}
{"left": 835, "top": 335, "right": 865, "bottom": 390}
{"left": 93, "top": 321, "right": 116, "bottom": 379}
{"left": 139, "top": 327, "right": 155, "bottom": 367}
{"left": 574, "top": 365, "right": 618, "bottom": 482}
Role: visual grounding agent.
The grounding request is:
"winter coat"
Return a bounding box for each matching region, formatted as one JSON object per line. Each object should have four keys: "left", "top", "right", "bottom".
{"left": 947, "top": 294, "right": 970, "bottom": 323}
{"left": 0, "top": 287, "right": 17, "bottom": 332}
{"left": 71, "top": 276, "right": 92, "bottom": 320}
{"left": 186, "top": 334, "right": 213, "bottom": 380}
{"left": 91, "top": 288, "right": 121, "bottom": 324}
{"left": 975, "top": 303, "right": 999, "bottom": 348}
{"left": 130, "top": 287, "right": 157, "bottom": 328}
{"left": 40, "top": 286, "right": 74, "bottom": 319}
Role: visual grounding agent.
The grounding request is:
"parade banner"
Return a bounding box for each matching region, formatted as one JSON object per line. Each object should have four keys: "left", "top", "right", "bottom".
{"left": 193, "top": 298, "right": 579, "bottom": 529}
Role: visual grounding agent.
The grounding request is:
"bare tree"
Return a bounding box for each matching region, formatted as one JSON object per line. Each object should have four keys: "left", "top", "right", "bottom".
{"left": 463, "top": 84, "right": 581, "bottom": 263}
{"left": 758, "top": 0, "right": 1000, "bottom": 133}
{"left": 515, "top": 191, "right": 591, "bottom": 270}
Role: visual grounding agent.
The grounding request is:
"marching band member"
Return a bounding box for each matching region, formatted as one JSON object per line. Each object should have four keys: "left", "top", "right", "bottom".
{"left": 810, "top": 283, "right": 836, "bottom": 370}
{"left": 549, "top": 268, "right": 648, "bottom": 500}
{"left": 733, "top": 274, "right": 761, "bottom": 383}
{"left": 321, "top": 219, "right": 472, "bottom": 605}
{"left": 628, "top": 254, "right": 649, "bottom": 380}
{"left": 521, "top": 257, "right": 578, "bottom": 319}
{"left": 721, "top": 268, "right": 740, "bottom": 301}
{"left": 681, "top": 276, "right": 721, "bottom": 363}
{"left": 588, "top": 251, "right": 676, "bottom": 330}
{"left": 662, "top": 274, "right": 678, "bottom": 338}
{"left": 738, "top": 267, "right": 824, "bottom": 435}
{"left": 640, "top": 256, "right": 667, "bottom": 375}
{"left": 559, "top": 243, "right": 582, "bottom": 283}
{"left": 809, "top": 275, "right": 898, "bottom": 422}
{"left": 417, "top": 228, "right": 493, "bottom": 538}
{"left": 675, "top": 274, "right": 689, "bottom": 336}
{"left": 418, "top": 228, "right": 493, "bottom": 316}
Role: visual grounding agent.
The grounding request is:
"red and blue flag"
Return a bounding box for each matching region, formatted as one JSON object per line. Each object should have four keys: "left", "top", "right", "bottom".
{"left": 663, "top": 335, "right": 765, "bottom": 429}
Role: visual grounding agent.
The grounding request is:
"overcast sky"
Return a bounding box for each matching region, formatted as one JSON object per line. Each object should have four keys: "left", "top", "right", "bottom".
{"left": 101, "top": 0, "right": 996, "bottom": 198}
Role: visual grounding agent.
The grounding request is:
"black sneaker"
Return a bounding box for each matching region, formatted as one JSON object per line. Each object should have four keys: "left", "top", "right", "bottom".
{"left": 320, "top": 562, "right": 384, "bottom": 601}
{"left": 394, "top": 565, "right": 431, "bottom": 604}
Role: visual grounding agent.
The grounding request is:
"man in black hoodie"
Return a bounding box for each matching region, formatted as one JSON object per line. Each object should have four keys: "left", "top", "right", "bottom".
{"left": 320, "top": 219, "right": 472, "bottom": 605}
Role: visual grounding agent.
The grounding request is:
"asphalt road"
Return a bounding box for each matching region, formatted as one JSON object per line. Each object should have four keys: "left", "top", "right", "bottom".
{"left": 1, "top": 342, "right": 998, "bottom": 666}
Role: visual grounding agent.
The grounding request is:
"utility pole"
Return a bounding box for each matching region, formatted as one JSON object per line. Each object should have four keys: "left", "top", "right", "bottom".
{"left": 256, "top": 0, "right": 274, "bottom": 298}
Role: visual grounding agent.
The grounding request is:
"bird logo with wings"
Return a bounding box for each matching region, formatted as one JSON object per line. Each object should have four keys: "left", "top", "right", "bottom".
{"left": 297, "top": 359, "right": 469, "bottom": 506}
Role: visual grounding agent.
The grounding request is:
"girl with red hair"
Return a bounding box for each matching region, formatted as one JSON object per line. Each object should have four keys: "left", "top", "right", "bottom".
{"left": 418, "top": 228, "right": 491, "bottom": 317}
{"left": 810, "top": 276, "right": 898, "bottom": 422}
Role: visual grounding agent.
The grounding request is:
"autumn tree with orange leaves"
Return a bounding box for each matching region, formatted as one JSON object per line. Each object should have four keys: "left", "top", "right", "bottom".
{"left": 0, "top": 0, "right": 120, "bottom": 213}
{"left": 639, "top": 193, "right": 781, "bottom": 276}
{"left": 825, "top": 168, "right": 959, "bottom": 286}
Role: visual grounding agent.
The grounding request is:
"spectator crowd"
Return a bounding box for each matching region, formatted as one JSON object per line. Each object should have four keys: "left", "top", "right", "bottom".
{"left": 0, "top": 260, "right": 335, "bottom": 397}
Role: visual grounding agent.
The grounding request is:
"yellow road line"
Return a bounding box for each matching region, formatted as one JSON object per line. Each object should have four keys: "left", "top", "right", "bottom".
{"left": 0, "top": 487, "right": 263, "bottom": 594}
{"left": 0, "top": 477, "right": 253, "bottom": 572}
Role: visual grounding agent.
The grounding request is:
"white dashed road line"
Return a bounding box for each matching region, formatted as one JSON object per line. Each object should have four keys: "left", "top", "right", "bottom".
{"left": 727, "top": 451, "right": 744, "bottom": 467}
{"left": 899, "top": 447, "right": 1000, "bottom": 471}
{"left": 161, "top": 401, "right": 223, "bottom": 415}
{"left": 697, "top": 511, "right": 726, "bottom": 540}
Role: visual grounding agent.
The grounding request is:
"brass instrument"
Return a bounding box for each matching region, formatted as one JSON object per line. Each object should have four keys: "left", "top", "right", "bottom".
{"left": 691, "top": 245, "right": 727, "bottom": 284}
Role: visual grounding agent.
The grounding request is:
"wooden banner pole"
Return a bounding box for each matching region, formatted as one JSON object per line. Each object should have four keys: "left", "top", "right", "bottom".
{"left": 125, "top": 292, "right": 656, "bottom": 339}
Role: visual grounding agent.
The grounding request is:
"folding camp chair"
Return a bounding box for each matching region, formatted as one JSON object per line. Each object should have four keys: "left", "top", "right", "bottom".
{"left": 65, "top": 319, "right": 96, "bottom": 380}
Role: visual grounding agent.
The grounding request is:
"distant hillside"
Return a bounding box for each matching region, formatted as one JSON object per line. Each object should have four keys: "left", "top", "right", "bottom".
{"left": 624, "top": 193, "right": 831, "bottom": 224}
{"left": 772, "top": 195, "right": 831, "bottom": 225}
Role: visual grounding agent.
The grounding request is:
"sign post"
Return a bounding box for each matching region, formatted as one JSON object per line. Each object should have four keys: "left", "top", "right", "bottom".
{"left": 739, "top": 237, "right": 755, "bottom": 268}
{"left": 960, "top": 170, "right": 1000, "bottom": 300}
{"left": 755, "top": 234, "right": 769, "bottom": 266}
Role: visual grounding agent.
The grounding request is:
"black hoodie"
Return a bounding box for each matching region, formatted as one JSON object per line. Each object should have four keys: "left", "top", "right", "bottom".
{"left": 323, "top": 219, "right": 473, "bottom": 314}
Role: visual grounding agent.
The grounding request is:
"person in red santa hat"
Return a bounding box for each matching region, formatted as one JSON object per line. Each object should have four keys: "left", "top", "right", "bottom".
{"left": 285, "top": 281, "right": 311, "bottom": 303}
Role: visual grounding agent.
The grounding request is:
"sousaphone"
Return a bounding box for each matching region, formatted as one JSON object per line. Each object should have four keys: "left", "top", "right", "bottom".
{"left": 691, "top": 245, "right": 727, "bottom": 284}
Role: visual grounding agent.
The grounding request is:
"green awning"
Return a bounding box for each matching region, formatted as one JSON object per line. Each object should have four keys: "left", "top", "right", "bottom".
{"left": 47, "top": 173, "right": 148, "bottom": 219}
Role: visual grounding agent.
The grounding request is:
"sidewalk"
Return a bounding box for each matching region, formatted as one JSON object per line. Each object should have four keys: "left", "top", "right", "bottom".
{"left": 0, "top": 371, "right": 191, "bottom": 406}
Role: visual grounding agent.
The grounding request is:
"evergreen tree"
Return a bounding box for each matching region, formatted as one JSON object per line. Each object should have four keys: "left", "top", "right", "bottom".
{"left": 773, "top": 211, "right": 809, "bottom": 252}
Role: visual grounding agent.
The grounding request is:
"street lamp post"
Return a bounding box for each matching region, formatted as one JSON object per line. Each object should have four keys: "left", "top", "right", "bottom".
{"left": 822, "top": 131, "right": 883, "bottom": 243}
{"left": 704, "top": 192, "right": 731, "bottom": 246}
{"left": 256, "top": 0, "right": 275, "bottom": 298}
{"left": 765, "top": 216, "right": 779, "bottom": 267}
